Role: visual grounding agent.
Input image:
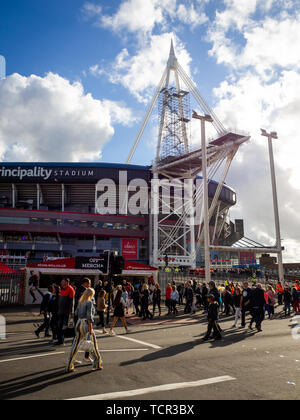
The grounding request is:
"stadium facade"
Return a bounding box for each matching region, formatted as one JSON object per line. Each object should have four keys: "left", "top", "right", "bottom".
{"left": 0, "top": 162, "right": 244, "bottom": 267}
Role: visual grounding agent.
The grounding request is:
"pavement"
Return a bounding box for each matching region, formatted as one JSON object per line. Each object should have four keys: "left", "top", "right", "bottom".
{"left": 0, "top": 304, "right": 300, "bottom": 401}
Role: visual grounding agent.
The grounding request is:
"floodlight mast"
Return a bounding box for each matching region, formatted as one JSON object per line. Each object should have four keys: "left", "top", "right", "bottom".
{"left": 260, "top": 128, "right": 284, "bottom": 282}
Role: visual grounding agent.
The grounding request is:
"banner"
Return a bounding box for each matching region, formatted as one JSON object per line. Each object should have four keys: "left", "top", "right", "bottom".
{"left": 122, "top": 238, "right": 138, "bottom": 260}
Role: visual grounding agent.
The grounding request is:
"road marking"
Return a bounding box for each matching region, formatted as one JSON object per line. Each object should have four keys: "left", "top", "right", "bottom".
{"left": 0, "top": 348, "right": 149, "bottom": 364}
{"left": 116, "top": 335, "right": 162, "bottom": 349}
{"left": 0, "top": 352, "right": 66, "bottom": 363}
{"left": 69, "top": 376, "right": 236, "bottom": 400}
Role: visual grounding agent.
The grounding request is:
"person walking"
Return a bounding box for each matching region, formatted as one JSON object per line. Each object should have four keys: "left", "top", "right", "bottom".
{"left": 48, "top": 284, "right": 60, "bottom": 343}
{"left": 170, "top": 285, "right": 179, "bottom": 315}
{"left": 152, "top": 283, "right": 161, "bottom": 317}
{"left": 184, "top": 282, "right": 194, "bottom": 314}
{"left": 74, "top": 278, "right": 91, "bottom": 323}
{"left": 276, "top": 281, "right": 284, "bottom": 306}
{"left": 223, "top": 286, "right": 235, "bottom": 316}
{"left": 232, "top": 286, "right": 242, "bottom": 328}
{"left": 266, "top": 285, "right": 276, "bottom": 319}
{"left": 165, "top": 283, "right": 172, "bottom": 315}
{"left": 127, "top": 284, "right": 134, "bottom": 314}
{"left": 283, "top": 285, "right": 292, "bottom": 317}
{"left": 202, "top": 282, "right": 208, "bottom": 313}
{"left": 292, "top": 287, "right": 300, "bottom": 314}
{"left": 240, "top": 281, "right": 252, "bottom": 328}
{"left": 177, "top": 282, "right": 184, "bottom": 306}
{"left": 140, "top": 284, "right": 153, "bottom": 320}
{"left": 132, "top": 287, "right": 140, "bottom": 315}
{"left": 202, "top": 294, "right": 222, "bottom": 341}
{"left": 74, "top": 277, "right": 91, "bottom": 361}
{"left": 109, "top": 289, "right": 130, "bottom": 335}
{"left": 55, "top": 278, "right": 75, "bottom": 346}
{"left": 249, "top": 284, "right": 265, "bottom": 332}
{"left": 34, "top": 286, "right": 53, "bottom": 339}
{"left": 208, "top": 281, "right": 221, "bottom": 305}
{"left": 96, "top": 289, "right": 108, "bottom": 334}
{"left": 65, "top": 288, "right": 102, "bottom": 373}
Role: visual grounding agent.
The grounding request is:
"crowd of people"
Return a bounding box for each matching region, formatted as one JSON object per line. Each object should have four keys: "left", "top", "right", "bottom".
{"left": 33, "top": 275, "right": 300, "bottom": 372}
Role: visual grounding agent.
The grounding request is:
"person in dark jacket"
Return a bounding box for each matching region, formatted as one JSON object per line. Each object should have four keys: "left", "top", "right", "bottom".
{"left": 140, "top": 284, "right": 153, "bottom": 320}
{"left": 184, "top": 282, "right": 194, "bottom": 314}
{"left": 249, "top": 284, "right": 265, "bottom": 332}
{"left": 34, "top": 286, "right": 53, "bottom": 338}
{"left": 203, "top": 294, "right": 222, "bottom": 341}
{"left": 55, "top": 278, "right": 75, "bottom": 346}
{"left": 223, "top": 286, "right": 235, "bottom": 316}
{"left": 202, "top": 283, "right": 208, "bottom": 312}
{"left": 132, "top": 288, "right": 140, "bottom": 315}
{"left": 49, "top": 284, "right": 60, "bottom": 343}
{"left": 241, "top": 281, "right": 252, "bottom": 328}
{"left": 208, "top": 281, "right": 221, "bottom": 305}
{"left": 283, "top": 285, "right": 292, "bottom": 317}
{"left": 152, "top": 283, "right": 161, "bottom": 316}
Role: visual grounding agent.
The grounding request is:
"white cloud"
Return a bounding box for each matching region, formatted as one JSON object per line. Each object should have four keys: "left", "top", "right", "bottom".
{"left": 203, "top": 0, "right": 300, "bottom": 261}
{"left": 99, "top": 0, "right": 174, "bottom": 35}
{"left": 0, "top": 72, "right": 135, "bottom": 162}
{"left": 176, "top": 3, "right": 208, "bottom": 29}
{"left": 81, "top": 2, "right": 102, "bottom": 20}
{"left": 212, "top": 68, "right": 300, "bottom": 262}
{"left": 108, "top": 33, "right": 192, "bottom": 103}
{"left": 84, "top": 0, "right": 209, "bottom": 38}
{"left": 208, "top": 1, "right": 300, "bottom": 77}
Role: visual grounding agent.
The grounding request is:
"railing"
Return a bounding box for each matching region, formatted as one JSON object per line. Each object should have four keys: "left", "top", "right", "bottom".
{"left": 158, "top": 271, "right": 297, "bottom": 292}
{"left": 0, "top": 272, "right": 25, "bottom": 306}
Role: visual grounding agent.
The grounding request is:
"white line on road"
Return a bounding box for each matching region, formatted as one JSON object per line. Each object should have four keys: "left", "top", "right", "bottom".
{"left": 69, "top": 376, "right": 236, "bottom": 400}
{"left": 0, "top": 348, "right": 149, "bottom": 364}
{"left": 0, "top": 352, "right": 66, "bottom": 363}
{"left": 116, "top": 335, "right": 162, "bottom": 349}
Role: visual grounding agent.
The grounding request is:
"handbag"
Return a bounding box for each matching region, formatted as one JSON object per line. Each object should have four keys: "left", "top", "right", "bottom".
{"left": 80, "top": 334, "right": 95, "bottom": 353}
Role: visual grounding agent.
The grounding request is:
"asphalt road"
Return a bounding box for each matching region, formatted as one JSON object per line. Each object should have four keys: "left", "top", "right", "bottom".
{"left": 0, "top": 305, "right": 299, "bottom": 401}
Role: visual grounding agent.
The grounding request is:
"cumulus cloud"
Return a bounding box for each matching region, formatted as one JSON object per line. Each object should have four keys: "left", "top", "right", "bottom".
{"left": 108, "top": 33, "right": 192, "bottom": 103}
{"left": 83, "top": 0, "right": 209, "bottom": 39}
{"left": 0, "top": 72, "right": 134, "bottom": 162}
{"left": 207, "top": 1, "right": 300, "bottom": 262}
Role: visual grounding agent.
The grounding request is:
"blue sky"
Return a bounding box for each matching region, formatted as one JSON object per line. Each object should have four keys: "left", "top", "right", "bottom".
{"left": 0, "top": 0, "right": 229, "bottom": 165}
{"left": 1, "top": 0, "right": 300, "bottom": 261}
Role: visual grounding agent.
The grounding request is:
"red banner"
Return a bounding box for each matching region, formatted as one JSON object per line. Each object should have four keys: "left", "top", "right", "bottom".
{"left": 122, "top": 238, "right": 138, "bottom": 260}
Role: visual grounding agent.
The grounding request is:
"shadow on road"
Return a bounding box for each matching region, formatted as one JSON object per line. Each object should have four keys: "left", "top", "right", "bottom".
{"left": 0, "top": 365, "right": 92, "bottom": 400}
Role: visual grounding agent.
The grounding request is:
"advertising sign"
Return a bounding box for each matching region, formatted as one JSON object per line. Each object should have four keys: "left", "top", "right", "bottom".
{"left": 75, "top": 255, "right": 108, "bottom": 272}
{"left": 122, "top": 238, "right": 138, "bottom": 260}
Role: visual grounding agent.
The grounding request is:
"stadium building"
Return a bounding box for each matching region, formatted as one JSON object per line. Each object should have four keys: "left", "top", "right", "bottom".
{"left": 0, "top": 162, "right": 243, "bottom": 268}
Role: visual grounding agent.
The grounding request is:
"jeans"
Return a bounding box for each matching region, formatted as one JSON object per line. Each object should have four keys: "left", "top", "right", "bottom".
{"left": 57, "top": 313, "right": 70, "bottom": 344}
{"left": 153, "top": 300, "right": 161, "bottom": 315}
{"left": 284, "top": 302, "right": 291, "bottom": 316}
{"left": 233, "top": 307, "right": 241, "bottom": 326}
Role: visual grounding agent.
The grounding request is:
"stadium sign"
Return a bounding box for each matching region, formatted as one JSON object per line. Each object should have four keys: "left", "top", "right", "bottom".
{"left": 0, "top": 166, "right": 95, "bottom": 182}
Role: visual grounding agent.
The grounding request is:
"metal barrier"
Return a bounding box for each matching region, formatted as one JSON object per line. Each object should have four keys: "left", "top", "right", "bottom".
{"left": 0, "top": 272, "right": 25, "bottom": 306}
{"left": 158, "top": 271, "right": 295, "bottom": 292}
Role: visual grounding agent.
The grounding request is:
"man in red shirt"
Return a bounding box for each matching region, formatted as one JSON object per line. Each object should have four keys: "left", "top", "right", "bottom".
{"left": 55, "top": 278, "right": 75, "bottom": 346}
{"left": 276, "top": 281, "right": 284, "bottom": 305}
{"left": 165, "top": 283, "right": 172, "bottom": 315}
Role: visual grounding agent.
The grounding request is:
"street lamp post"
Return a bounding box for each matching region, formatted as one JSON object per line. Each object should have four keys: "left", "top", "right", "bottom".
{"left": 193, "top": 112, "right": 213, "bottom": 283}
{"left": 260, "top": 129, "right": 284, "bottom": 283}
